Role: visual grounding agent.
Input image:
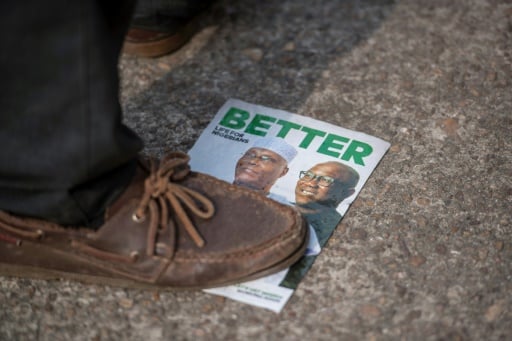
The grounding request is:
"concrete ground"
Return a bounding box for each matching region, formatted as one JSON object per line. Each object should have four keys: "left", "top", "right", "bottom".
{"left": 1, "top": 0, "right": 511, "bottom": 340}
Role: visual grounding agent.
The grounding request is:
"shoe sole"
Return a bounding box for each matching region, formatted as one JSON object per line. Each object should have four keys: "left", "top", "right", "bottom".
{"left": 0, "top": 219, "right": 309, "bottom": 291}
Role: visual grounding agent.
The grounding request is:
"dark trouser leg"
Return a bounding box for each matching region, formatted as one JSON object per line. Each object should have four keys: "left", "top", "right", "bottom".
{"left": 0, "top": 1, "right": 143, "bottom": 227}
{"left": 131, "top": 0, "right": 212, "bottom": 31}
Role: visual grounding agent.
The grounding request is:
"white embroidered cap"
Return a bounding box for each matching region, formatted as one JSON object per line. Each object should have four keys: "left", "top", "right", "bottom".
{"left": 251, "top": 137, "right": 298, "bottom": 164}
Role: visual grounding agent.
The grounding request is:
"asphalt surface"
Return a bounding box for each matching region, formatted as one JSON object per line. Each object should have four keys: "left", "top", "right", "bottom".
{"left": 2, "top": 0, "right": 511, "bottom": 340}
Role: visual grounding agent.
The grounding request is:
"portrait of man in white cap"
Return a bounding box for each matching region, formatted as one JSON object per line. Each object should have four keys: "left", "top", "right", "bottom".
{"left": 234, "top": 137, "right": 297, "bottom": 195}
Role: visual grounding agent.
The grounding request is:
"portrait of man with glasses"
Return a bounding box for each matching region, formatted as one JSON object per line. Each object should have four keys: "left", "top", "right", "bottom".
{"left": 295, "top": 161, "right": 359, "bottom": 218}
{"left": 295, "top": 161, "right": 360, "bottom": 248}
{"left": 281, "top": 161, "right": 360, "bottom": 289}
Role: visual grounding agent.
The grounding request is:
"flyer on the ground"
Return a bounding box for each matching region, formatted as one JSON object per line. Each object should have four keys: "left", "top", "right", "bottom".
{"left": 188, "top": 99, "right": 390, "bottom": 312}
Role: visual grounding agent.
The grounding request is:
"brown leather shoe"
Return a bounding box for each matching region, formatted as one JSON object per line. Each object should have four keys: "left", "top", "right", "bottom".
{"left": 123, "top": 16, "right": 200, "bottom": 58}
{"left": 0, "top": 153, "right": 308, "bottom": 289}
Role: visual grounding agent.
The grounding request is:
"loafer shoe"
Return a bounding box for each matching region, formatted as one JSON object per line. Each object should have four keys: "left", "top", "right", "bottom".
{"left": 0, "top": 152, "right": 308, "bottom": 289}
{"left": 123, "top": 16, "right": 200, "bottom": 58}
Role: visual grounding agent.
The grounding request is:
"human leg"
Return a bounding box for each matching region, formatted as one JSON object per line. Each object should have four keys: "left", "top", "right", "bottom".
{"left": 0, "top": 0, "right": 142, "bottom": 227}
{"left": 0, "top": 1, "right": 308, "bottom": 288}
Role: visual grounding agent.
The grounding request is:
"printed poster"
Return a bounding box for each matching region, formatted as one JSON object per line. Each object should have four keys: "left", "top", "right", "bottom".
{"left": 188, "top": 99, "right": 390, "bottom": 312}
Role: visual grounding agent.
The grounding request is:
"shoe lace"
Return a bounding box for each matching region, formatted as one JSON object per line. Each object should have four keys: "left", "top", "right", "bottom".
{"left": 133, "top": 152, "right": 214, "bottom": 254}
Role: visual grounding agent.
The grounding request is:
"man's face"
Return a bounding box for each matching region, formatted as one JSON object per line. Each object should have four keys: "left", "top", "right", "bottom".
{"left": 234, "top": 148, "right": 288, "bottom": 193}
{"left": 295, "top": 163, "right": 354, "bottom": 208}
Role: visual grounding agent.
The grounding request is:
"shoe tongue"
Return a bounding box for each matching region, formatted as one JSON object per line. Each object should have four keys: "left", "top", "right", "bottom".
{"left": 105, "top": 165, "right": 147, "bottom": 220}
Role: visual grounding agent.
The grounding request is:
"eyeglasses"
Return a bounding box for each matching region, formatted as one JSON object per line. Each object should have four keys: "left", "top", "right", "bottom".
{"left": 240, "top": 152, "right": 276, "bottom": 163}
{"left": 299, "top": 171, "right": 335, "bottom": 187}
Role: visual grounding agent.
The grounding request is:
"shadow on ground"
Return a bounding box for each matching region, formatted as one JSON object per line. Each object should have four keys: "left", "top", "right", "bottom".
{"left": 121, "top": 0, "right": 396, "bottom": 154}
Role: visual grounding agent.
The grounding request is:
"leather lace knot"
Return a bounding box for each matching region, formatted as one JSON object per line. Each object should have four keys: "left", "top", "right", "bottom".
{"left": 134, "top": 153, "right": 214, "bottom": 253}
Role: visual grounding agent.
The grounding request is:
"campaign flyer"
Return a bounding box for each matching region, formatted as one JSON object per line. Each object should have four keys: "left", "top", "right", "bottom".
{"left": 188, "top": 99, "right": 390, "bottom": 312}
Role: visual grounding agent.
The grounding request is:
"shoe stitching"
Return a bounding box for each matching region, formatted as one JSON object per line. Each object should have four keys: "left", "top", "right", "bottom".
{"left": 0, "top": 210, "right": 88, "bottom": 240}
{"left": 0, "top": 232, "right": 22, "bottom": 246}
{"left": 71, "top": 240, "right": 140, "bottom": 264}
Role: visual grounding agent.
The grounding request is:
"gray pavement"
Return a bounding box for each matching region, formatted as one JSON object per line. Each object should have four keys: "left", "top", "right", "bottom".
{"left": 2, "top": 0, "right": 511, "bottom": 340}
